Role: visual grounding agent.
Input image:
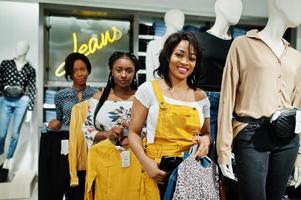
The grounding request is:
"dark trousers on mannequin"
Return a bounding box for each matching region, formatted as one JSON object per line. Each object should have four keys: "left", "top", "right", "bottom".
{"left": 39, "top": 130, "right": 71, "bottom": 200}
{"left": 233, "top": 122, "right": 299, "bottom": 200}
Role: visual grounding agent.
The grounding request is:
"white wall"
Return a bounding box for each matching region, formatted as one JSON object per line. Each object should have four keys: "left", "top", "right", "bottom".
{"left": 8, "top": 0, "right": 269, "bottom": 18}
{"left": 0, "top": 1, "right": 39, "bottom": 173}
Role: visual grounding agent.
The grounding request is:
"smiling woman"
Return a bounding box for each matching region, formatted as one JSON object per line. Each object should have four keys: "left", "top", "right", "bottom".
{"left": 128, "top": 31, "right": 212, "bottom": 199}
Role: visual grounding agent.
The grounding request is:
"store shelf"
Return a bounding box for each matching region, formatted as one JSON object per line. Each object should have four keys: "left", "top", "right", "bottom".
{"left": 138, "top": 52, "right": 147, "bottom": 56}
{"left": 45, "top": 81, "right": 106, "bottom": 88}
{"left": 138, "top": 35, "right": 161, "bottom": 40}
{"left": 43, "top": 103, "right": 56, "bottom": 109}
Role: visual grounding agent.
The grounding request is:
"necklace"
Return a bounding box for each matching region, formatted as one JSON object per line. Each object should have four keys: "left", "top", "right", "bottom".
{"left": 169, "top": 87, "right": 191, "bottom": 101}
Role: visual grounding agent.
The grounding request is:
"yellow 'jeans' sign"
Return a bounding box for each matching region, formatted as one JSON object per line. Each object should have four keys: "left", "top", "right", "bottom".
{"left": 55, "top": 26, "right": 123, "bottom": 77}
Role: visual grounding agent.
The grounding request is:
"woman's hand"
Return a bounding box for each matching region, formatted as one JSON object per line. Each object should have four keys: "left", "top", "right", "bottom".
{"left": 144, "top": 158, "right": 167, "bottom": 184}
{"left": 120, "top": 138, "right": 129, "bottom": 147}
{"left": 48, "top": 119, "right": 62, "bottom": 130}
{"left": 104, "top": 126, "right": 123, "bottom": 140}
{"left": 193, "top": 134, "right": 210, "bottom": 158}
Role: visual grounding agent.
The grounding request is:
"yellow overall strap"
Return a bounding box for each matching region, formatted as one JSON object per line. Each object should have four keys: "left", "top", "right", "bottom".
{"left": 150, "top": 80, "right": 165, "bottom": 105}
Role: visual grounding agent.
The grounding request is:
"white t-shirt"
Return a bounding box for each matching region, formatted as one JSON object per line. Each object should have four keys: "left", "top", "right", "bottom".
{"left": 135, "top": 81, "right": 210, "bottom": 144}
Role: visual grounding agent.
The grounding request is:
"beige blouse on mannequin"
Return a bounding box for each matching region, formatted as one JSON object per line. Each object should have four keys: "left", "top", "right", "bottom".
{"left": 217, "top": 0, "right": 301, "bottom": 188}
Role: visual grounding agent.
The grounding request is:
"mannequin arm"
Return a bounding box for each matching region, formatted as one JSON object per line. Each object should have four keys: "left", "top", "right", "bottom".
{"left": 294, "top": 167, "right": 301, "bottom": 188}
{"left": 219, "top": 163, "right": 237, "bottom": 181}
{"left": 25, "top": 111, "right": 32, "bottom": 123}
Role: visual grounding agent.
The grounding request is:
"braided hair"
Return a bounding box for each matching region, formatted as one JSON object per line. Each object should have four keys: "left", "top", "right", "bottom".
{"left": 94, "top": 51, "right": 140, "bottom": 130}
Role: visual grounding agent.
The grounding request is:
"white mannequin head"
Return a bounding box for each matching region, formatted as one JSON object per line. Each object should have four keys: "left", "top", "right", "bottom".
{"left": 164, "top": 9, "right": 185, "bottom": 36}
{"left": 268, "top": 0, "right": 301, "bottom": 28}
{"left": 215, "top": 0, "right": 242, "bottom": 26}
{"left": 15, "top": 40, "right": 30, "bottom": 58}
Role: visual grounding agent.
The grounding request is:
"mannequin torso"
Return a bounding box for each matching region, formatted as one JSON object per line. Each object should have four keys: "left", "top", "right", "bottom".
{"left": 207, "top": 0, "right": 242, "bottom": 40}
{"left": 199, "top": 0, "right": 242, "bottom": 180}
{"left": 14, "top": 57, "right": 27, "bottom": 71}
{"left": 146, "top": 9, "right": 185, "bottom": 80}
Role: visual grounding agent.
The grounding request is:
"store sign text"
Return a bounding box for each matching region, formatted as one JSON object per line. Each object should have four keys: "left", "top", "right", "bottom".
{"left": 55, "top": 26, "right": 123, "bottom": 77}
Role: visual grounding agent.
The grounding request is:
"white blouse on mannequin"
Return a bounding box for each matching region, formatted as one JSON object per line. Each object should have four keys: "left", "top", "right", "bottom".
{"left": 145, "top": 9, "right": 185, "bottom": 80}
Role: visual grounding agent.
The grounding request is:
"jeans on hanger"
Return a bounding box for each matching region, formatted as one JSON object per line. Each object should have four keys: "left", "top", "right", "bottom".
{"left": 233, "top": 122, "right": 299, "bottom": 200}
{"left": 0, "top": 96, "right": 29, "bottom": 159}
{"left": 205, "top": 91, "right": 220, "bottom": 161}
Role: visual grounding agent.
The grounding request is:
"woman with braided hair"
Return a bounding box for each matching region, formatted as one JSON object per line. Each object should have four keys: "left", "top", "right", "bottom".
{"left": 83, "top": 51, "right": 145, "bottom": 200}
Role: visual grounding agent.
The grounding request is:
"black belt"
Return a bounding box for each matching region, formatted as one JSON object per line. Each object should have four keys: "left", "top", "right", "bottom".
{"left": 235, "top": 115, "right": 270, "bottom": 124}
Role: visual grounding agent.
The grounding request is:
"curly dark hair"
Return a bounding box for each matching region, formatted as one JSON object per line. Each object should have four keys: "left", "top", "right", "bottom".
{"left": 154, "top": 31, "right": 202, "bottom": 90}
{"left": 94, "top": 51, "right": 140, "bottom": 130}
{"left": 64, "top": 52, "right": 92, "bottom": 81}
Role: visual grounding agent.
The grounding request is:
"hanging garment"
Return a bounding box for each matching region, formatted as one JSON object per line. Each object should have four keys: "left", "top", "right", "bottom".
{"left": 68, "top": 100, "right": 89, "bottom": 186}
{"left": 85, "top": 139, "right": 144, "bottom": 200}
{"left": 141, "top": 80, "right": 203, "bottom": 200}
{"left": 172, "top": 155, "right": 220, "bottom": 200}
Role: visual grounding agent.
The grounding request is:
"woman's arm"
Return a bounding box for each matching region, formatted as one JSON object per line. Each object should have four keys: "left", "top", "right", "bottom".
{"left": 129, "top": 98, "right": 166, "bottom": 183}
{"left": 194, "top": 118, "right": 211, "bottom": 158}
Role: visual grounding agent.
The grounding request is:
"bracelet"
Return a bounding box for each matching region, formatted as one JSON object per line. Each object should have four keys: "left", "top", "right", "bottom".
{"left": 202, "top": 134, "right": 212, "bottom": 145}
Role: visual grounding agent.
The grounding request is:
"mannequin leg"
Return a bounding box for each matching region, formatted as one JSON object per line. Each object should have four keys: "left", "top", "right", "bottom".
{"left": 0, "top": 97, "right": 14, "bottom": 156}
{"left": 6, "top": 96, "right": 29, "bottom": 159}
{"left": 3, "top": 158, "right": 12, "bottom": 169}
{"left": 0, "top": 154, "right": 5, "bottom": 166}
{"left": 266, "top": 135, "right": 299, "bottom": 200}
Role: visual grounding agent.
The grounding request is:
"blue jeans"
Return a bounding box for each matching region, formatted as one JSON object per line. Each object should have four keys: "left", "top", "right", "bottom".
{"left": 233, "top": 123, "right": 299, "bottom": 200}
{"left": 205, "top": 91, "right": 220, "bottom": 161}
{"left": 0, "top": 96, "right": 29, "bottom": 159}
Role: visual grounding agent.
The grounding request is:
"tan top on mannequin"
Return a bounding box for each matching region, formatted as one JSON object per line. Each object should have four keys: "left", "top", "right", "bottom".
{"left": 207, "top": 0, "right": 242, "bottom": 40}
{"left": 145, "top": 9, "right": 185, "bottom": 80}
{"left": 218, "top": 0, "right": 301, "bottom": 188}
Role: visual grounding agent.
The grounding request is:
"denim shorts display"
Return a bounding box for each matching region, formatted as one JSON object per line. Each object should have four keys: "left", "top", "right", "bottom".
{"left": 0, "top": 96, "right": 29, "bottom": 158}
{"left": 44, "top": 89, "right": 56, "bottom": 104}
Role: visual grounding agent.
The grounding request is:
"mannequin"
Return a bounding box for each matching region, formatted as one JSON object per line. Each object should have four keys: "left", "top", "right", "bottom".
{"left": 15, "top": 41, "right": 32, "bottom": 122}
{"left": 0, "top": 41, "right": 36, "bottom": 182}
{"left": 217, "top": 0, "right": 301, "bottom": 199}
{"left": 198, "top": 0, "right": 242, "bottom": 164}
{"left": 145, "top": 9, "right": 184, "bottom": 80}
{"left": 207, "top": 0, "right": 242, "bottom": 39}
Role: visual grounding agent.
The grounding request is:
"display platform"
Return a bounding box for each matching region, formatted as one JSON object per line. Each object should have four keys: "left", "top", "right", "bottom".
{"left": 0, "top": 170, "right": 36, "bottom": 199}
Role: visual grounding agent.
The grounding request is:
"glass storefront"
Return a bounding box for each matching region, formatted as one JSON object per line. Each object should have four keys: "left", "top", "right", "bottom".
{"left": 47, "top": 16, "right": 131, "bottom": 83}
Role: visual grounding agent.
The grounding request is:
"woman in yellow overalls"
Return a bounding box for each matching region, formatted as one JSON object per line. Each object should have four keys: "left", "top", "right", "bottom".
{"left": 129, "top": 31, "right": 211, "bottom": 199}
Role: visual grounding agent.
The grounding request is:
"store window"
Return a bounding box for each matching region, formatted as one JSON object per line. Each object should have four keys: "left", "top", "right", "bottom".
{"left": 47, "top": 16, "right": 131, "bottom": 84}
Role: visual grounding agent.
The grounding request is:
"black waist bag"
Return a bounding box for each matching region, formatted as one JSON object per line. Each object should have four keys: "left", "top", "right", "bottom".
{"left": 3, "top": 85, "right": 24, "bottom": 98}
{"left": 270, "top": 108, "right": 297, "bottom": 139}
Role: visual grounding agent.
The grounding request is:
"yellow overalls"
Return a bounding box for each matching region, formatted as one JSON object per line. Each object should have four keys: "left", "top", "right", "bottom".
{"left": 142, "top": 80, "right": 203, "bottom": 200}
